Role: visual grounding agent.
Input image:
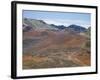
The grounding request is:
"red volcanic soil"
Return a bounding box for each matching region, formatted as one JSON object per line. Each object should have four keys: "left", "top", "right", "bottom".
{"left": 23, "top": 30, "right": 91, "bottom": 69}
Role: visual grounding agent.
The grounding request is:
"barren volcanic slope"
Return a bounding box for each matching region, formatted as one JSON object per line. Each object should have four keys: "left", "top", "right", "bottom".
{"left": 23, "top": 18, "right": 91, "bottom": 69}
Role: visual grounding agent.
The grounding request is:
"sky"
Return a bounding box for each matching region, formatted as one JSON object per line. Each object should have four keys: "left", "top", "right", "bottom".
{"left": 23, "top": 10, "right": 91, "bottom": 28}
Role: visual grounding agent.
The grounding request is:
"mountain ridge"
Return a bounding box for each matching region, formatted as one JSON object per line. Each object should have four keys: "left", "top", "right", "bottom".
{"left": 23, "top": 18, "right": 88, "bottom": 33}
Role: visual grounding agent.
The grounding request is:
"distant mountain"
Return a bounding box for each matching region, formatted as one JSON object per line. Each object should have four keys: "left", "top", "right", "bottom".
{"left": 23, "top": 18, "right": 87, "bottom": 34}
{"left": 50, "top": 24, "right": 66, "bottom": 30}
{"left": 23, "top": 18, "right": 58, "bottom": 31}
{"left": 50, "top": 24, "right": 87, "bottom": 33}
{"left": 66, "top": 24, "right": 87, "bottom": 33}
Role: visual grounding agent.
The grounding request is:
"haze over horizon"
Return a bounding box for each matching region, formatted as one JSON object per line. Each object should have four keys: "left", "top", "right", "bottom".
{"left": 23, "top": 10, "right": 91, "bottom": 28}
